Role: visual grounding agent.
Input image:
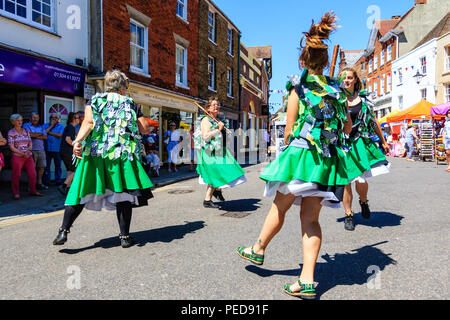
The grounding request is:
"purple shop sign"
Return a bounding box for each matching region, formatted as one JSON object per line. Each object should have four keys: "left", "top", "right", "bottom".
{"left": 0, "top": 47, "right": 85, "bottom": 95}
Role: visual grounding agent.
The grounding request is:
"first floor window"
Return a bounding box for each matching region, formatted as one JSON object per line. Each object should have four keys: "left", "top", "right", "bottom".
{"left": 176, "top": 44, "right": 187, "bottom": 86}
{"left": 227, "top": 68, "right": 233, "bottom": 96}
{"left": 208, "top": 56, "right": 215, "bottom": 90}
{"left": 398, "top": 95, "right": 403, "bottom": 110}
{"left": 227, "top": 28, "right": 233, "bottom": 55}
{"left": 387, "top": 45, "right": 392, "bottom": 61}
{"left": 130, "top": 20, "right": 147, "bottom": 72}
{"left": 398, "top": 69, "right": 403, "bottom": 84}
{"left": 445, "top": 84, "right": 450, "bottom": 103}
{"left": 421, "top": 88, "right": 427, "bottom": 101}
{"left": 0, "top": 0, "right": 54, "bottom": 29}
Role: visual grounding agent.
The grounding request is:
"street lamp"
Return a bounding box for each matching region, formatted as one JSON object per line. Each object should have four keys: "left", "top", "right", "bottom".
{"left": 413, "top": 70, "right": 424, "bottom": 84}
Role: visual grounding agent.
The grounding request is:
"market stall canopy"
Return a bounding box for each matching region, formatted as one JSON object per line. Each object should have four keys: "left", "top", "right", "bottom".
{"left": 378, "top": 109, "right": 401, "bottom": 125}
{"left": 386, "top": 100, "right": 434, "bottom": 123}
{"left": 430, "top": 101, "right": 450, "bottom": 117}
{"left": 145, "top": 118, "right": 159, "bottom": 127}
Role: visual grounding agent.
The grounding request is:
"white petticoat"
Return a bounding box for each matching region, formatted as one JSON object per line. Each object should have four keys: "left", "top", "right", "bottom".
{"left": 198, "top": 175, "right": 247, "bottom": 189}
{"left": 264, "top": 180, "right": 341, "bottom": 208}
{"left": 65, "top": 189, "right": 139, "bottom": 211}
{"left": 349, "top": 162, "right": 391, "bottom": 184}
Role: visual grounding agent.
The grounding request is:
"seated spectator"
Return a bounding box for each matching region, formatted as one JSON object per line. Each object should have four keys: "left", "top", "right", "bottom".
{"left": 0, "top": 131, "right": 6, "bottom": 204}
{"left": 23, "top": 112, "right": 48, "bottom": 190}
{"left": 8, "top": 114, "right": 44, "bottom": 200}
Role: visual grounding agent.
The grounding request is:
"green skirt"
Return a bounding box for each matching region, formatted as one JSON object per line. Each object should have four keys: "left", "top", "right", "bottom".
{"left": 344, "top": 138, "right": 390, "bottom": 183}
{"left": 196, "top": 148, "right": 246, "bottom": 189}
{"left": 65, "top": 155, "right": 154, "bottom": 211}
{"left": 260, "top": 144, "right": 358, "bottom": 208}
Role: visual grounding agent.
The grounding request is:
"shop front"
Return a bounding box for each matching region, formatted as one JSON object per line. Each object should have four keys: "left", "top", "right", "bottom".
{"left": 127, "top": 81, "right": 199, "bottom": 165}
{"left": 0, "top": 46, "right": 86, "bottom": 179}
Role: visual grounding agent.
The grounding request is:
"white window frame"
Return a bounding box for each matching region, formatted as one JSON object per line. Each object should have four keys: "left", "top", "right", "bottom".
{"left": 398, "top": 69, "right": 403, "bottom": 85}
{"left": 380, "top": 49, "right": 385, "bottom": 66}
{"left": 445, "top": 47, "right": 450, "bottom": 72}
{"left": 374, "top": 80, "right": 378, "bottom": 96}
{"left": 368, "top": 59, "right": 372, "bottom": 73}
{"left": 380, "top": 77, "right": 385, "bottom": 95}
{"left": 445, "top": 84, "right": 450, "bottom": 103}
{"left": 420, "top": 56, "right": 427, "bottom": 75}
{"left": 175, "top": 44, "right": 188, "bottom": 88}
{"left": 176, "top": 0, "right": 187, "bottom": 21}
{"left": 398, "top": 95, "right": 404, "bottom": 110}
{"left": 208, "top": 11, "right": 216, "bottom": 44}
{"left": 421, "top": 88, "right": 427, "bottom": 101}
{"left": 130, "top": 19, "right": 148, "bottom": 74}
{"left": 387, "top": 74, "right": 391, "bottom": 93}
{"left": 374, "top": 54, "right": 378, "bottom": 70}
{"left": 226, "top": 68, "right": 233, "bottom": 97}
{"left": 0, "top": 0, "right": 55, "bottom": 32}
{"left": 387, "top": 45, "right": 392, "bottom": 62}
{"left": 227, "top": 28, "right": 233, "bottom": 56}
{"left": 208, "top": 56, "right": 216, "bottom": 91}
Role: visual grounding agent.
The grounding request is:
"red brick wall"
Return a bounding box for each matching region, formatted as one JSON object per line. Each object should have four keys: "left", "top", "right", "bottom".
{"left": 102, "top": 0, "right": 199, "bottom": 97}
{"left": 367, "top": 35, "right": 397, "bottom": 96}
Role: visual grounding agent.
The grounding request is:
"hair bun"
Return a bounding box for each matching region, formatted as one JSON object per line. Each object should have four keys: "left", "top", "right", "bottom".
{"left": 302, "top": 11, "right": 337, "bottom": 49}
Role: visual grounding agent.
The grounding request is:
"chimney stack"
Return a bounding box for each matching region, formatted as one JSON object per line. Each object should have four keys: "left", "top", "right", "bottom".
{"left": 415, "top": 0, "right": 427, "bottom": 5}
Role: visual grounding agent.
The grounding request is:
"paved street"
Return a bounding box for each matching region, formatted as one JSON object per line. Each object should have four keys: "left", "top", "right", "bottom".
{"left": 0, "top": 156, "right": 448, "bottom": 300}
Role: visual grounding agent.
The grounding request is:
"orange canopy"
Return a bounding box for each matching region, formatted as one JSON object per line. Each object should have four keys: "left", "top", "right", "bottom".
{"left": 386, "top": 100, "right": 434, "bottom": 123}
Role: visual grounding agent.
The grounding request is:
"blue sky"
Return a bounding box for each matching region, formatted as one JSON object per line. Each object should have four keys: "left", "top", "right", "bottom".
{"left": 213, "top": 0, "right": 413, "bottom": 111}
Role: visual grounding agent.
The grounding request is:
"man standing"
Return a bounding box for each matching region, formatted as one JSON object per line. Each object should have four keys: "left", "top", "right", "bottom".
{"left": 23, "top": 112, "right": 48, "bottom": 190}
{"left": 75, "top": 110, "right": 85, "bottom": 134}
{"left": 42, "top": 113, "right": 64, "bottom": 185}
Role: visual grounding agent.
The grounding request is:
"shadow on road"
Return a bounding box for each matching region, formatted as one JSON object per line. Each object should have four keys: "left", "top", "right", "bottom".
{"left": 59, "top": 220, "right": 206, "bottom": 254}
{"left": 245, "top": 241, "right": 396, "bottom": 299}
{"left": 218, "top": 198, "right": 261, "bottom": 212}
{"left": 336, "top": 211, "right": 404, "bottom": 228}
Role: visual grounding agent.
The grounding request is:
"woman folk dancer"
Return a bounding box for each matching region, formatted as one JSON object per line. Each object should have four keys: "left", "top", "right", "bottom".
{"left": 52, "top": 70, "right": 154, "bottom": 248}
{"left": 236, "top": 12, "right": 366, "bottom": 299}
{"left": 340, "top": 67, "right": 390, "bottom": 231}
{"left": 194, "top": 96, "right": 247, "bottom": 208}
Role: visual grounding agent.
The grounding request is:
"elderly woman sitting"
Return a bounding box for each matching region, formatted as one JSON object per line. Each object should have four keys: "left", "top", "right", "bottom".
{"left": 8, "top": 114, "right": 44, "bottom": 200}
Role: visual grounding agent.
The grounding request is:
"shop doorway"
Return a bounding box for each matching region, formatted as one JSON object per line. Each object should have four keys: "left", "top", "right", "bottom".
{"left": 44, "top": 96, "right": 74, "bottom": 126}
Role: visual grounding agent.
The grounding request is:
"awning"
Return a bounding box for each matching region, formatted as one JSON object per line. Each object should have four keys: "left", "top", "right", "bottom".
{"left": 386, "top": 100, "right": 434, "bottom": 123}
{"left": 378, "top": 109, "right": 401, "bottom": 125}
{"left": 430, "top": 102, "right": 450, "bottom": 117}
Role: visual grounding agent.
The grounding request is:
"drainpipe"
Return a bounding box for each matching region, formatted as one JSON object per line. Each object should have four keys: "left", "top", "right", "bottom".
{"left": 238, "top": 33, "right": 242, "bottom": 128}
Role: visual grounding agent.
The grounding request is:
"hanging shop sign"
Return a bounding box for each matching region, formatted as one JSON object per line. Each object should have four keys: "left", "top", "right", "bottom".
{"left": 0, "top": 47, "right": 85, "bottom": 96}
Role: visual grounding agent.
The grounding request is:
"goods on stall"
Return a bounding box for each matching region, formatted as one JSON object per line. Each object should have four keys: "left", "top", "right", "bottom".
{"left": 419, "top": 122, "right": 433, "bottom": 161}
{"left": 434, "top": 137, "right": 447, "bottom": 165}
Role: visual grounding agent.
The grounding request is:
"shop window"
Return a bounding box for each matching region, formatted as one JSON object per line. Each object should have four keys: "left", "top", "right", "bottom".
{"left": 130, "top": 20, "right": 148, "bottom": 74}
{"left": 176, "top": 44, "right": 188, "bottom": 87}
{"left": 0, "top": 0, "right": 54, "bottom": 31}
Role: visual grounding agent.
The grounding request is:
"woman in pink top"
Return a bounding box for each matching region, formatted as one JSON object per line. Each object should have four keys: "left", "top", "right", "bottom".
{"left": 8, "top": 114, "right": 44, "bottom": 200}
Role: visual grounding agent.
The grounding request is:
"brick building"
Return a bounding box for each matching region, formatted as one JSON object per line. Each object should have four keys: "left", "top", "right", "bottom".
{"left": 198, "top": 0, "right": 241, "bottom": 129}
{"left": 88, "top": 0, "right": 201, "bottom": 163}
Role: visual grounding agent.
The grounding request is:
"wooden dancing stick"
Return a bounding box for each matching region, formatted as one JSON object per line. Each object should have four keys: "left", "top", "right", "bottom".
{"left": 329, "top": 44, "right": 340, "bottom": 77}
{"left": 194, "top": 101, "right": 232, "bottom": 133}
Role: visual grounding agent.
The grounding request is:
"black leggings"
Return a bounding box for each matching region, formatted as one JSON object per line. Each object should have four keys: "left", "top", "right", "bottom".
{"left": 60, "top": 201, "right": 133, "bottom": 236}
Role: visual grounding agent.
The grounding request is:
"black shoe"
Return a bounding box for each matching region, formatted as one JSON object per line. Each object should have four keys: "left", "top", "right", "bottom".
{"left": 37, "top": 184, "right": 49, "bottom": 190}
{"left": 120, "top": 235, "right": 136, "bottom": 248}
{"left": 344, "top": 214, "right": 355, "bottom": 231}
{"left": 212, "top": 190, "right": 225, "bottom": 201}
{"left": 57, "top": 184, "right": 67, "bottom": 196}
{"left": 203, "top": 200, "right": 219, "bottom": 208}
{"left": 359, "top": 199, "right": 371, "bottom": 219}
{"left": 53, "top": 229, "right": 69, "bottom": 245}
